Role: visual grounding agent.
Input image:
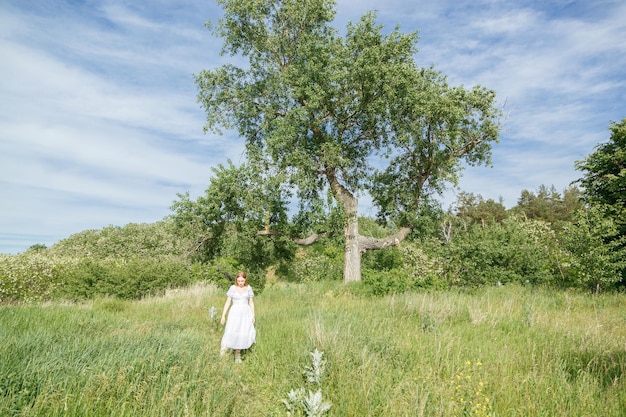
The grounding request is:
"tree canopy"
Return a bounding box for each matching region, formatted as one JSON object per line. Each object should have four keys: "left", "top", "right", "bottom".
{"left": 575, "top": 118, "right": 626, "bottom": 236}
{"left": 510, "top": 185, "right": 583, "bottom": 228}
{"left": 194, "top": 0, "right": 501, "bottom": 282}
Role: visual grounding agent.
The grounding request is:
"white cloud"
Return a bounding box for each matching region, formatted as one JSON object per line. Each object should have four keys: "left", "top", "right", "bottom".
{"left": 0, "top": 2, "right": 238, "bottom": 253}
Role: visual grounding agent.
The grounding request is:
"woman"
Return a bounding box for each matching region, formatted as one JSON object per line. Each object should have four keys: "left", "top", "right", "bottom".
{"left": 220, "top": 271, "right": 256, "bottom": 363}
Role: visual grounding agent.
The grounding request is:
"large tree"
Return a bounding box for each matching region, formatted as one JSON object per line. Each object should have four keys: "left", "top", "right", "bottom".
{"left": 195, "top": 0, "right": 501, "bottom": 282}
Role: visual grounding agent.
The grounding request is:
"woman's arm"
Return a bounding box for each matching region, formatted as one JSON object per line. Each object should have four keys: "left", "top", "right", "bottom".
{"left": 248, "top": 298, "right": 255, "bottom": 323}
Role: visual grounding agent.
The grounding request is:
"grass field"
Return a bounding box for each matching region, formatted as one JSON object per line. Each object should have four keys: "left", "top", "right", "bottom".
{"left": 1, "top": 281, "right": 625, "bottom": 416}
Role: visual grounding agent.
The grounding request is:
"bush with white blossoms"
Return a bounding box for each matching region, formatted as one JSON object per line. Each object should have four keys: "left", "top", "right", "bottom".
{"left": 0, "top": 253, "right": 71, "bottom": 303}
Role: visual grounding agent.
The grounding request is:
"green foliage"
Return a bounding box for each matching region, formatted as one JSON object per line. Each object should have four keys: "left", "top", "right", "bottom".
{"left": 372, "top": 71, "right": 501, "bottom": 224}
{"left": 189, "top": 257, "right": 266, "bottom": 291}
{"left": 358, "top": 216, "right": 394, "bottom": 239}
{"left": 361, "top": 268, "right": 410, "bottom": 296}
{"left": 362, "top": 246, "right": 404, "bottom": 272}
{"left": 361, "top": 215, "right": 561, "bottom": 294}
{"left": 575, "top": 118, "right": 626, "bottom": 237}
{"left": 406, "top": 200, "right": 446, "bottom": 239}
{"left": 54, "top": 257, "right": 195, "bottom": 300}
{"left": 26, "top": 244, "right": 47, "bottom": 253}
{"left": 437, "top": 216, "right": 556, "bottom": 288}
{"left": 1, "top": 251, "right": 201, "bottom": 304}
{"left": 398, "top": 240, "right": 447, "bottom": 289}
{"left": 559, "top": 205, "right": 626, "bottom": 292}
{"left": 290, "top": 247, "right": 342, "bottom": 283}
{"left": 170, "top": 161, "right": 295, "bottom": 271}
{"left": 574, "top": 118, "right": 626, "bottom": 285}
{"left": 0, "top": 222, "right": 193, "bottom": 302}
{"left": 510, "top": 185, "right": 583, "bottom": 228}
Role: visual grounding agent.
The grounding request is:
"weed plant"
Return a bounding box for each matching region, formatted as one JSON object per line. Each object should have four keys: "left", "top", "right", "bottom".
{"left": 1, "top": 282, "right": 625, "bottom": 416}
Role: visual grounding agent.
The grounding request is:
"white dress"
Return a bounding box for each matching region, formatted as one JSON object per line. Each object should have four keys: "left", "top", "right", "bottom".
{"left": 221, "top": 285, "right": 256, "bottom": 350}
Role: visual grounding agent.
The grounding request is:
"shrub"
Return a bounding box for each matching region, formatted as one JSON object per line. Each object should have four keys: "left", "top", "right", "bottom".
{"left": 362, "top": 246, "right": 405, "bottom": 271}
{"left": 190, "top": 257, "right": 242, "bottom": 289}
{"left": 0, "top": 253, "right": 60, "bottom": 303}
{"left": 398, "top": 240, "right": 446, "bottom": 289}
{"left": 439, "top": 217, "right": 556, "bottom": 288}
{"left": 49, "top": 221, "right": 187, "bottom": 259}
{"left": 361, "top": 268, "right": 409, "bottom": 296}
{"left": 558, "top": 205, "right": 626, "bottom": 292}
{"left": 291, "top": 252, "right": 342, "bottom": 283}
{"left": 55, "top": 257, "right": 195, "bottom": 300}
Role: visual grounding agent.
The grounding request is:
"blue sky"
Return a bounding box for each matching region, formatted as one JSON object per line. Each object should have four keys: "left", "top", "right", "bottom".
{"left": 1, "top": 0, "right": 625, "bottom": 254}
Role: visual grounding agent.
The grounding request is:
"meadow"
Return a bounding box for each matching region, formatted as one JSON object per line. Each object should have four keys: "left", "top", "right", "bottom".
{"left": 1, "top": 282, "right": 625, "bottom": 416}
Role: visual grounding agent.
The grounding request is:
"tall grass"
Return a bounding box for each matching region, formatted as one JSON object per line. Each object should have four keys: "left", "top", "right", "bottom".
{"left": 1, "top": 282, "right": 625, "bottom": 416}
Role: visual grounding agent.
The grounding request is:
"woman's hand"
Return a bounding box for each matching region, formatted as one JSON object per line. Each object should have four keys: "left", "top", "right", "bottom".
{"left": 221, "top": 316, "right": 226, "bottom": 325}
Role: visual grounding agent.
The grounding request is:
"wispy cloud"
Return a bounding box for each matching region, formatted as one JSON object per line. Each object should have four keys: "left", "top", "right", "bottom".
{"left": 0, "top": 1, "right": 241, "bottom": 253}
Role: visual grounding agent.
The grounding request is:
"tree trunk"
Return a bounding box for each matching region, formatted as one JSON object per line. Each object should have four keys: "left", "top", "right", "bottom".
{"left": 326, "top": 167, "right": 362, "bottom": 283}
{"left": 325, "top": 167, "right": 411, "bottom": 283}
{"left": 344, "top": 207, "right": 361, "bottom": 283}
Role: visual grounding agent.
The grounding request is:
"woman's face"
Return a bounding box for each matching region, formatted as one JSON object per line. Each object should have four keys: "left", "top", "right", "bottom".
{"left": 236, "top": 276, "right": 246, "bottom": 287}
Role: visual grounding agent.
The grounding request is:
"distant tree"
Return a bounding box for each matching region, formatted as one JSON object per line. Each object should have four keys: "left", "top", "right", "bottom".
{"left": 514, "top": 185, "right": 557, "bottom": 220}
{"left": 511, "top": 185, "right": 583, "bottom": 227}
{"left": 575, "top": 118, "right": 626, "bottom": 237}
{"left": 560, "top": 186, "right": 584, "bottom": 222}
{"left": 195, "top": 0, "right": 501, "bottom": 282}
{"left": 26, "top": 244, "right": 47, "bottom": 253}
{"left": 453, "top": 192, "right": 507, "bottom": 226}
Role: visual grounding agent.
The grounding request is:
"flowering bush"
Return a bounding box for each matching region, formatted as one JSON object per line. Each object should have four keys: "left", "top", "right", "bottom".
{"left": 0, "top": 252, "right": 197, "bottom": 302}
{"left": 0, "top": 253, "right": 68, "bottom": 303}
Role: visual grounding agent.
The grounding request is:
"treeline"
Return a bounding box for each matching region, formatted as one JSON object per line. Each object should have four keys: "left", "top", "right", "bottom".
{"left": 0, "top": 183, "right": 623, "bottom": 303}
{"left": 365, "top": 188, "right": 624, "bottom": 294}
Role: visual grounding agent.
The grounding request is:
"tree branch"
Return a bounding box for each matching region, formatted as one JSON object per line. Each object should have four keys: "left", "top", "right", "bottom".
{"left": 293, "top": 232, "right": 326, "bottom": 246}
{"left": 358, "top": 226, "right": 411, "bottom": 252}
{"left": 255, "top": 229, "right": 327, "bottom": 246}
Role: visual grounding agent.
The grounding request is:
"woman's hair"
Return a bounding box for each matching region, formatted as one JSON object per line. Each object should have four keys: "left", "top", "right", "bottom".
{"left": 234, "top": 271, "right": 248, "bottom": 286}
